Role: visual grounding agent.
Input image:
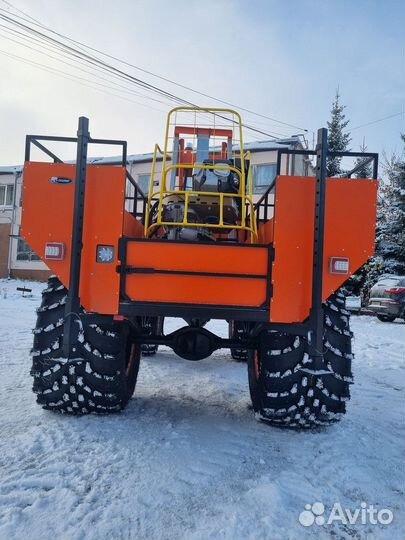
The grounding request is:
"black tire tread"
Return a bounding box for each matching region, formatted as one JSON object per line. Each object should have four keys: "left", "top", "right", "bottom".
{"left": 31, "top": 277, "right": 140, "bottom": 414}
{"left": 249, "top": 291, "right": 353, "bottom": 428}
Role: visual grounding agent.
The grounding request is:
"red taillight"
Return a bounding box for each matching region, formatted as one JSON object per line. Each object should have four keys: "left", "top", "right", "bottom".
{"left": 45, "top": 242, "right": 65, "bottom": 261}
{"left": 329, "top": 257, "right": 350, "bottom": 275}
{"left": 385, "top": 287, "right": 405, "bottom": 294}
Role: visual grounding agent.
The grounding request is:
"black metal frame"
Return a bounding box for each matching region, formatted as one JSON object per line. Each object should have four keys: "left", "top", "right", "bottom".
{"left": 120, "top": 301, "right": 269, "bottom": 322}
{"left": 25, "top": 126, "right": 148, "bottom": 223}
{"left": 274, "top": 148, "right": 378, "bottom": 179}
{"left": 25, "top": 134, "right": 127, "bottom": 166}
{"left": 132, "top": 325, "right": 258, "bottom": 351}
{"left": 308, "top": 128, "right": 328, "bottom": 363}
{"left": 125, "top": 170, "right": 148, "bottom": 222}
{"left": 345, "top": 155, "right": 378, "bottom": 179}
{"left": 62, "top": 117, "right": 89, "bottom": 356}
{"left": 255, "top": 147, "right": 378, "bottom": 228}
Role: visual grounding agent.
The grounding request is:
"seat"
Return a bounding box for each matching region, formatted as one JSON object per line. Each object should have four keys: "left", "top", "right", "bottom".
{"left": 192, "top": 160, "right": 239, "bottom": 194}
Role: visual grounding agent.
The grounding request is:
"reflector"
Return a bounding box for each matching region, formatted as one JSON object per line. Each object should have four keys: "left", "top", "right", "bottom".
{"left": 96, "top": 245, "right": 115, "bottom": 263}
{"left": 45, "top": 242, "right": 65, "bottom": 261}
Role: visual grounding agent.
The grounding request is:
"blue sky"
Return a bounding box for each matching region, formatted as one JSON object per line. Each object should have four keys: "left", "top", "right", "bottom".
{"left": 0, "top": 0, "right": 403, "bottom": 166}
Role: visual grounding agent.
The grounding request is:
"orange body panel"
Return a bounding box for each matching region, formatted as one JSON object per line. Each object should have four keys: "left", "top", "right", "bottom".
{"left": 269, "top": 176, "right": 377, "bottom": 322}
{"left": 125, "top": 242, "right": 269, "bottom": 307}
{"left": 257, "top": 218, "right": 274, "bottom": 244}
{"left": 127, "top": 242, "right": 268, "bottom": 275}
{"left": 21, "top": 162, "right": 126, "bottom": 314}
{"left": 123, "top": 211, "right": 144, "bottom": 238}
{"left": 126, "top": 275, "right": 267, "bottom": 306}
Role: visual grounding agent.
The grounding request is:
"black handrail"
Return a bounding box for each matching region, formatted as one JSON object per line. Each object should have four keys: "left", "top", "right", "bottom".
{"left": 125, "top": 170, "right": 147, "bottom": 223}
{"left": 253, "top": 146, "right": 379, "bottom": 227}
{"left": 24, "top": 131, "right": 148, "bottom": 223}
{"left": 25, "top": 134, "right": 127, "bottom": 167}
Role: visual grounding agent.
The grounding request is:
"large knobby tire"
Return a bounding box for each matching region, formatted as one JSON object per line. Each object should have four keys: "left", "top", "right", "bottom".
{"left": 248, "top": 291, "right": 353, "bottom": 428}
{"left": 30, "top": 276, "right": 140, "bottom": 414}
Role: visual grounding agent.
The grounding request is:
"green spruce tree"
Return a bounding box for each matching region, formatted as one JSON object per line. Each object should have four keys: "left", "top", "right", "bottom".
{"left": 378, "top": 136, "right": 405, "bottom": 274}
{"left": 354, "top": 139, "right": 372, "bottom": 178}
{"left": 326, "top": 90, "right": 351, "bottom": 177}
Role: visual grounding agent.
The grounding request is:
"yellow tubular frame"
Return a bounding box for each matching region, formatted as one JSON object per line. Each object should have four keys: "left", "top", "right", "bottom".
{"left": 144, "top": 143, "right": 164, "bottom": 237}
{"left": 145, "top": 107, "right": 258, "bottom": 242}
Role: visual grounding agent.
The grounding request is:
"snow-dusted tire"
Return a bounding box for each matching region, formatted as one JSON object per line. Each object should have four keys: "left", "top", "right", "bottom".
{"left": 229, "top": 321, "right": 249, "bottom": 362}
{"left": 248, "top": 291, "right": 353, "bottom": 428}
{"left": 30, "top": 276, "right": 140, "bottom": 414}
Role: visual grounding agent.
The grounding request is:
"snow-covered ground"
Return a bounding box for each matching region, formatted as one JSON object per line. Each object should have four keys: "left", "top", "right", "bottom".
{"left": 0, "top": 279, "right": 404, "bottom": 540}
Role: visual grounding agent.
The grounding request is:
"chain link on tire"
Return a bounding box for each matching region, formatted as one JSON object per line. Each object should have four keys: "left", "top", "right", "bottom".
{"left": 248, "top": 291, "right": 353, "bottom": 428}
{"left": 30, "top": 276, "right": 140, "bottom": 414}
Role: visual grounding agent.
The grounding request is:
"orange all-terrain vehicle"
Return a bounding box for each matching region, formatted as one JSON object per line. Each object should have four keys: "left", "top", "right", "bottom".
{"left": 22, "top": 108, "right": 378, "bottom": 428}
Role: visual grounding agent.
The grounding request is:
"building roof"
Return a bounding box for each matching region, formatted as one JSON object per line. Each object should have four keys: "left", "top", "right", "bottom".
{"left": 241, "top": 136, "right": 304, "bottom": 152}
{"left": 89, "top": 136, "right": 304, "bottom": 165}
{"left": 0, "top": 136, "right": 303, "bottom": 173}
{"left": 0, "top": 165, "right": 23, "bottom": 175}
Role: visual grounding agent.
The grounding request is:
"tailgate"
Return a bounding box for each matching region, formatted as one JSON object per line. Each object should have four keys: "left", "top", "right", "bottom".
{"left": 121, "top": 239, "right": 270, "bottom": 308}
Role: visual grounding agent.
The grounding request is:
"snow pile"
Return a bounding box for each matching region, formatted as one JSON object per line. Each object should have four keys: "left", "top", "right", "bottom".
{"left": 0, "top": 279, "right": 404, "bottom": 540}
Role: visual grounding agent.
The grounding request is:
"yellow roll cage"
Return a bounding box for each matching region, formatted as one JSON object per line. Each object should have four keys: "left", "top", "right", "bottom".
{"left": 144, "top": 107, "right": 258, "bottom": 242}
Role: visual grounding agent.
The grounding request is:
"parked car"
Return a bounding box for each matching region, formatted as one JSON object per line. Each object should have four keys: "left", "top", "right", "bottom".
{"left": 345, "top": 295, "right": 362, "bottom": 314}
{"left": 368, "top": 275, "right": 405, "bottom": 322}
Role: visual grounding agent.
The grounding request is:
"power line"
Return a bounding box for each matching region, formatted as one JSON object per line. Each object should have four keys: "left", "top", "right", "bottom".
{"left": 0, "top": 4, "right": 308, "bottom": 135}
{"left": 351, "top": 111, "right": 405, "bottom": 131}
{"left": 0, "top": 49, "right": 168, "bottom": 114}
{"left": 0, "top": 0, "right": 42, "bottom": 25}
{"left": 0, "top": 11, "right": 287, "bottom": 140}
{"left": 2, "top": 14, "right": 289, "bottom": 140}
{"left": 0, "top": 47, "right": 289, "bottom": 143}
{"left": 0, "top": 25, "right": 292, "bottom": 138}
{"left": 0, "top": 2, "right": 308, "bottom": 132}
{"left": 0, "top": 28, "right": 176, "bottom": 107}
{"left": 0, "top": 11, "right": 198, "bottom": 102}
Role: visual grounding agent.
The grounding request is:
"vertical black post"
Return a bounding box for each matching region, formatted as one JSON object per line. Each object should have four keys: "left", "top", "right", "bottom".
{"left": 310, "top": 127, "right": 328, "bottom": 366}
{"left": 63, "top": 116, "right": 90, "bottom": 358}
{"left": 122, "top": 141, "right": 127, "bottom": 167}
{"left": 276, "top": 150, "right": 282, "bottom": 176}
{"left": 372, "top": 155, "right": 378, "bottom": 180}
{"left": 25, "top": 136, "right": 31, "bottom": 162}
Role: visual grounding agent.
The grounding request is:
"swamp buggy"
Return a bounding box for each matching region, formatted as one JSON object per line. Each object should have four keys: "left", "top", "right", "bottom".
{"left": 22, "top": 108, "right": 378, "bottom": 428}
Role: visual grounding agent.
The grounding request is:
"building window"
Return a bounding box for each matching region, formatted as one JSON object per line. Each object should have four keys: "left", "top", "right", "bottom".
{"left": 0, "top": 184, "right": 14, "bottom": 207}
{"left": 137, "top": 174, "right": 151, "bottom": 195}
{"left": 252, "top": 164, "right": 277, "bottom": 193}
{"left": 16, "top": 228, "right": 40, "bottom": 261}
